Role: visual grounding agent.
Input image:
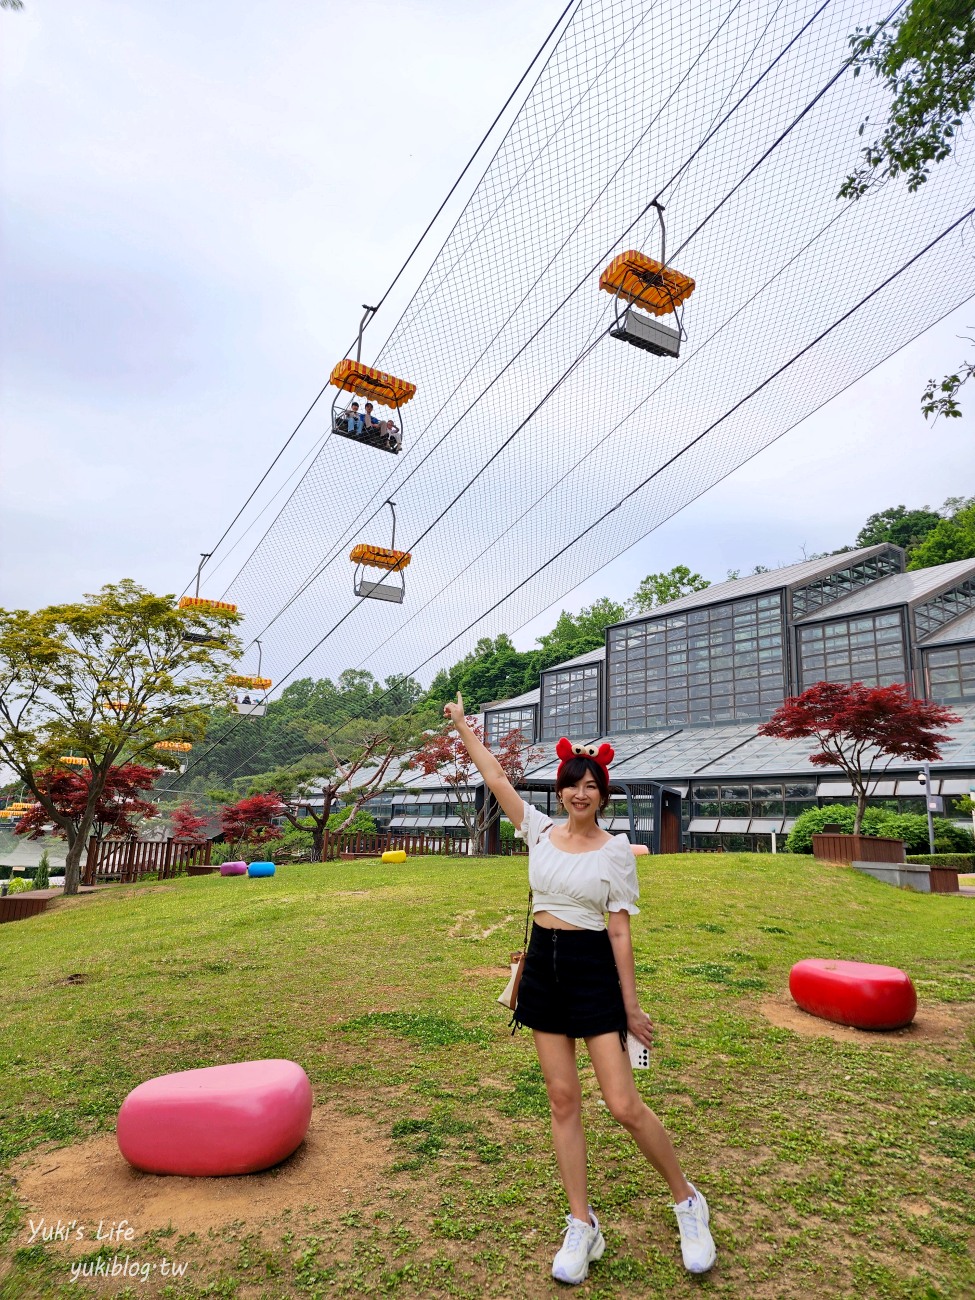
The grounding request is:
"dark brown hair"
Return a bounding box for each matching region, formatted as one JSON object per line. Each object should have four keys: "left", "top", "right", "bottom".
{"left": 555, "top": 756, "right": 610, "bottom": 814}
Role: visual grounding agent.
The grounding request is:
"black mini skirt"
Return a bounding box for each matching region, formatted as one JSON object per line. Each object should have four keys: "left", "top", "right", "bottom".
{"left": 513, "top": 923, "right": 627, "bottom": 1041}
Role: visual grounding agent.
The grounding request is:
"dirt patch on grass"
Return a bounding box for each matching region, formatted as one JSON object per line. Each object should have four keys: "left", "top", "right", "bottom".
{"left": 8, "top": 1105, "right": 390, "bottom": 1250}
{"left": 759, "top": 993, "right": 968, "bottom": 1046}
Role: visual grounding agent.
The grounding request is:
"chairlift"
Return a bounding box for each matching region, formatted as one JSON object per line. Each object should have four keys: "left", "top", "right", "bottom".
{"left": 179, "top": 554, "right": 238, "bottom": 630}
{"left": 600, "top": 204, "right": 694, "bottom": 359}
{"left": 351, "top": 500, "right": 411, "bottom": 604}
{"left": 330, "top": 306, "right": 417, "bottom": 454}
{"left": 228, "top": 640, "right": 269, "bottom": 716}
{"left": 59, "top": 755, "right": 88, "bottom": 767}
{"left": 153, "top": 741, "right": 193, "bottom": 754}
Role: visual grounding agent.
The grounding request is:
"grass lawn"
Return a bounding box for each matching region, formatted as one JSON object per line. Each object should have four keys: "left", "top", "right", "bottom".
{"left": 0, "top": 852, "right": 973, "bottom": 1299}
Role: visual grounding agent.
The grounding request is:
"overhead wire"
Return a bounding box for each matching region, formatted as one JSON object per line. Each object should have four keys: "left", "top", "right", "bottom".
{"left": 161, "top": 200, "right": 975, "bottom": 797}
{"left": 166, "top": 0, "right": 849, "bottom": 775}
{"left": 163, "top": 0, "right": 969, "bottom": 798}
{"left": 224, "top": 0, "right": 836, "bottom": 651}
{"left": 191, "top": 0, "right": 583, "bottom": 599}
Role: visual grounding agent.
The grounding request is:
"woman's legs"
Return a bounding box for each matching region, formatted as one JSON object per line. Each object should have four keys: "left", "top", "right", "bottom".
{"left": 585, "top": 1033, "right": 693, "bottom": 1203}
{"left": 533, "top": 1031, "right": 590, "bottom": 1222}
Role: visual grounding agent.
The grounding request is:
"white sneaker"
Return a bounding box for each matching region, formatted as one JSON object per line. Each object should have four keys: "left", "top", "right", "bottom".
{"left": 672, "top": 1184, "right": 716, "bottom": 1273}
{"left": 552, "top": 1210, "right": 605, "bottom": 1285}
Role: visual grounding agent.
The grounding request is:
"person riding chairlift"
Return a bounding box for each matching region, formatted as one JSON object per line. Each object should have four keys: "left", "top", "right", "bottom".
{"left": 346, "top": 401, "right": 363, "bottom": 435}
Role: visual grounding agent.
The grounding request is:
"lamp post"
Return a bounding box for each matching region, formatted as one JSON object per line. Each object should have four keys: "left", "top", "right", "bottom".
{"left": 918, "top": 764, "right": 936, "bottom": 855}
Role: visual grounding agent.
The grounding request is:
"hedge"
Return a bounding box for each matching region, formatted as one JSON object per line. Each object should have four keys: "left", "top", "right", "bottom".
{"left": 905, "top": 853, "right": 975, "bottom": 869}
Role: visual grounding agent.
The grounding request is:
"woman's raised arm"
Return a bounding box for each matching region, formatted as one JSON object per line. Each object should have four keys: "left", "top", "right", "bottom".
{"left": 443, "top": 693, "right": 525, "bottom": 830}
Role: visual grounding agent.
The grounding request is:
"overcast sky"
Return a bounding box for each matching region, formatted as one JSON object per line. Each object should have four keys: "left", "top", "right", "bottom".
{"left": 2, "top": 0, "right": 971, "bottom": 657}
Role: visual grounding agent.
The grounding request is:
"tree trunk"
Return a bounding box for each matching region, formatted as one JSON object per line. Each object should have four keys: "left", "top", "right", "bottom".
{"left": 853, "top": 782, "right": 867, "bottom": 836}
{"left": 63, "top": 831, "right": 85, "bottom": 895}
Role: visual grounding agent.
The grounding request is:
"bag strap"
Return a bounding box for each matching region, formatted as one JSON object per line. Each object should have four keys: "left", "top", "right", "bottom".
{"left": 523, "top": 889, "right": 533, "bottom": 949}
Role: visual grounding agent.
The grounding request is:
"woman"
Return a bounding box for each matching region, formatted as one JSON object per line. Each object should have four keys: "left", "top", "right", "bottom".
{"left": 443, "top": 695, "right": 716, "bottom": 1285}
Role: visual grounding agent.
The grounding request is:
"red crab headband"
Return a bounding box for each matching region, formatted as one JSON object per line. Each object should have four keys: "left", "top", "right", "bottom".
{"left": 555, "top": 737, "right": 615, "bottom": 784}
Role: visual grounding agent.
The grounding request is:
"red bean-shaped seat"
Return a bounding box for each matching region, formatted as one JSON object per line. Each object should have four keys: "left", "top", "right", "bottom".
{"left": 117, "top": 1059, "right": 313, "bottom": 1176}
{"left": 789, "top": 958, "right": 917, "bottom": 1031}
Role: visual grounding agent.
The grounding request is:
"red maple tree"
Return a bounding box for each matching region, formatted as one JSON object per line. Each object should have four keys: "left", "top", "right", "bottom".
{"left": 758, "top": 681, "right": 959, "bottom": 833}
{"left": 14, "top": 765, "right": 161, "bottom": 842}
{"left": 219, "top": 793, "right": 285, "bottom": 854}
{"left": 410, "top": 721, "right": 542, "bottom": 850}
{"left": 171, "top": 801, "right": 209, "bottom": 841}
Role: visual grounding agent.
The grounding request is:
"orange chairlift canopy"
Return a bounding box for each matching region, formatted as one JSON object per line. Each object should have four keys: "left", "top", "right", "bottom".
{"left": 599, "top": 251, "right": 695, "bottom": 317}
{"left": 349, "top": 544, "right": 412, "bottom": 572}
{"left": 330, "top": 360, "right": 417, "bottom": 410}
{"left": 179, "top": 595, "right": 238, "bottom": 614}
{"left": 226, "top": 675, "right": 272, "bottom": 690}
{"left": 59, "top": 755, "right": 88, "bottom": 767}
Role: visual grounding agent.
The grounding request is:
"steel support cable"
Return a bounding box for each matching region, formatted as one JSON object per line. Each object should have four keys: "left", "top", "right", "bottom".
{"left": 187, "top": 0, "right": 582, "bottom": 598}
{"left": 186, "top": 0, "right": 889, "bottom": 719}
{"left": 177, "top": 382, "right": 331, "bottom": 599}
{"left": 204, "top": 430, "right": 333, "bottom": 589}
{"left": 228, "top": 0, "right": 688, "bottom": 633}
{"left": 166, "top": 200, "right": 974, "bottom": 795}
{"left": 164, "top": 326, "right": 612, "bottom": 788}
{"left": 227, "top": 0, "right": 915, "bottom": 681}
{"left": 309, "top": 197, "right": 862, "bottom": 681}
{"left": 228, "top": 0, "right": 833, "bottom": 647}
{"left": 169, "top": 1, "right": 925, "bottom": 779}
{"left": 214, "top": 0, "right": 597, "bottom": 612}
{"left": 372, "top": 0, "right": 664, "bottom": 352}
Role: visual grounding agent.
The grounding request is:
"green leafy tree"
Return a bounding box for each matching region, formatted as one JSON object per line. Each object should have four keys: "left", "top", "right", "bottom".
{"left": 532, "top": 598, "right": 626, "bottom": 676}
{"left": 0, "top": 581, "right": 240, "bottom": 894}
{"left": 427, "top": 635, "right": 536, "bottom": 712}
{"left": 841, "top": 0, "right": 975, "bottom": 199}
{"left": 854, "top": 504, "right": 943, "bottom": 554}
{"left": 189, "top": 669, "right": 424, "bottom": 785}
{"left": 34, "top": 850, "right": 50, "bottom": 890}
{"left": 841, "top": 0, "right": 975, "bottom": 418}
{"left": 907, "top": 501, "right": 975, "bottom": 569}
{"left": 921, "top": 334, "right": 975, "bottom": 421}
{"left": 248, "top": 713, "right": 420, "bottom": 859}
{"left": 627, "top": 565, "right": 709, "bottom": 615}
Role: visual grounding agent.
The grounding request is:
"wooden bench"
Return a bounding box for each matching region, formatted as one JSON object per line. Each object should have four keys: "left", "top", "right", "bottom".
{"left": 0, "top": 890, "right": 53, "bottom": 923}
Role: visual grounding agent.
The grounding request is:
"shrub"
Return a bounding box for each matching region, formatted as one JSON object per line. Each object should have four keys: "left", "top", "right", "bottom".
{"left": 6, "top": 876, "right": 35, "bottom": 895}
{"left": 34, "top": 850, "right": 50, "bottom": 890}
{"left": 906, "top": 853, "right": 975, "bottom": 869}
{"left": 786, "top": 805, "right": 887, "bottom": 853}
{"left": 787, "top": 804, "right": 975, "bottom": 855}
{"left": 327, "top": 809, "right": 377, "bottom": 835}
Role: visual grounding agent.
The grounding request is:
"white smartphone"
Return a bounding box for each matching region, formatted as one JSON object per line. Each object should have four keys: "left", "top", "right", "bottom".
{"left": 626, "top": 1032, "right": 650, "bottom": 1070}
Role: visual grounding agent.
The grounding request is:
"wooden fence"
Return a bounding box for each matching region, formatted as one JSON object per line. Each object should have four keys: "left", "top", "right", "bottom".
{"left": 82, "top": 838, "right": 212, "bottom": 885}
{"left": 322, "top": 830, "right": 482, "bottom": 861}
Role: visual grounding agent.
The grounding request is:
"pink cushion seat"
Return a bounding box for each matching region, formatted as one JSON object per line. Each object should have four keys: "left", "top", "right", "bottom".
{"left": 789, "top": 958, "right": 917, "bottom": 1030}
{"left": 117, "top": 1059, "right": 313, "bottom": 1176}
{"left": 220, "top": 861, "right": 247, "bottom": 876}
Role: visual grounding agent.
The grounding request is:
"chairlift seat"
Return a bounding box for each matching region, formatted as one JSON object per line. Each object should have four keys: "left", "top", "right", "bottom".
{"left": 610, "top": 309, "right": 682, "bottom": 358}
{"left": 333, "top": 411, "right": 401, "bottom": 454}
{"left": 354, "top": 578, "right": 405, "bottom": 603}
{"left": 235, "top": 701, "right": 267, "bottom": 717}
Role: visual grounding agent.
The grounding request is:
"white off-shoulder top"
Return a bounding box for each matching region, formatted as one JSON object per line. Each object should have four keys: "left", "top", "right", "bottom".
{"left": 516, "top": 802, "right": 641, "bottom": 932}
